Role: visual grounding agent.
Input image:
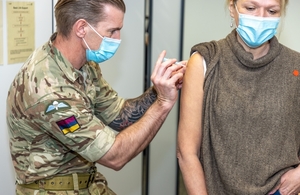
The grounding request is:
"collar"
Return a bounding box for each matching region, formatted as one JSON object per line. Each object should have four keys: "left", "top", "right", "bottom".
{"left": 227, "top": 29, "right": 283, "bottom": 68}
{"left": 45, "top": 33, "right": 82, "bottom": 83}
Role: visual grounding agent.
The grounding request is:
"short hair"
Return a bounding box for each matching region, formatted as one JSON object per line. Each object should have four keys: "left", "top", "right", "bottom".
{"left": 55, "top": 0, "right": 126, "bottom": 38}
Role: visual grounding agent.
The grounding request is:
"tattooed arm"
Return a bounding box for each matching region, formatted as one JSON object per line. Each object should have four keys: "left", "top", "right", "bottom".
{"left": 97, "top": 50, "right": 185, "bottom": 170}
{"left": 108, "top": 87, "right": 157, "bottom": 131}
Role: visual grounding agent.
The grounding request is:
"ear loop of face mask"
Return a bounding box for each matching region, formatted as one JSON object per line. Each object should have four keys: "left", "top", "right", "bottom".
{"left": 82, "top": 22, "right": 103, "bottom": 51}
{"left": 82, "top": 22, "right": 121, "bottom": 49}
{"left": 86, "top": 22, "right": 105, "bottom": 40}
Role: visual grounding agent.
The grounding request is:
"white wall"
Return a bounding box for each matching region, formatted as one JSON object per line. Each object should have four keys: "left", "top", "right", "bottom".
{"left": 0, "top": 0, "right": 53, "bottom": 194}
{"left": 277, "top": 0, "right": 300, "bottom": 51}
{"left": 149, "top": 0, "right": 182, "bottom": 194}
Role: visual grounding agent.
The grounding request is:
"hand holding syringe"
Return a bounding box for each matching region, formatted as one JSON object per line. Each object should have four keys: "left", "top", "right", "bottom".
{"left": 162, "top": 57, "right": 186, "bottom": 88}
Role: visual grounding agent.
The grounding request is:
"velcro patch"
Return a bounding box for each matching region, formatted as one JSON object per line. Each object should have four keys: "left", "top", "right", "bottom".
{"left": 45, "top": 101, "right": 71, "bottom": 115}
{"left": 56, "top": 116, "right": 80, "bottom": 135}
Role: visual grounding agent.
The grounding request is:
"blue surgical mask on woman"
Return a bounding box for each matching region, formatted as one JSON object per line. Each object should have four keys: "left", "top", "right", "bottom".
{"left": 83, "top": 22, "right": 121, "bottom": 63}
{"left": 235, "top": 6, "right": 280, "bottom": 48}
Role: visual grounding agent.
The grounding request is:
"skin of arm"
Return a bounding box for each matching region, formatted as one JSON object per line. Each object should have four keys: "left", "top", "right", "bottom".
{"left": 97, "top": 50, "right": 185, "bottom": 171}
{"left": 177, "top": 52, "right": 208, "bottom": 195}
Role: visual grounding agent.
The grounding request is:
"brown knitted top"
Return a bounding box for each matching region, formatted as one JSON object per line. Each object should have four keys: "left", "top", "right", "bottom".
{"left": 191, "top": 30, "right": 300, "bottom": 195}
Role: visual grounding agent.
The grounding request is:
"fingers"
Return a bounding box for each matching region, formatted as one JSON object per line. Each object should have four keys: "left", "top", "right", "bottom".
{"left": 152, "top": 52, "right": 183, "bottom": 83}
{"left": 163, "top": 58, "right": 186, "bottom": 68}
{"left": 271, "top": 168, "right": 300, "bottom": 195}
{"left": 151, "top": 63, "right": 183, "bottom": 87}
{"left": 152, "top": 50, "right": 167, "bottom": 76}
{"left": 150, "top": 51, "right": 186, "bottom": 103}
{"left": 178, "top": 60, "right": 188, "bottom": 67}
{"left": 151, "top": 51, "right": 186, "bottom": 89}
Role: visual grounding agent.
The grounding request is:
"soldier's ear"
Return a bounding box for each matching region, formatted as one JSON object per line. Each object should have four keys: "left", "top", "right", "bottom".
{"left": 74, "top": 19, "right": 87, "bottom": 38}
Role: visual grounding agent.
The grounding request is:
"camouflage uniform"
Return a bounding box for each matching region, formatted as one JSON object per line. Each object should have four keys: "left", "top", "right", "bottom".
{"left": 7, "top": 33, "right": 124, "bottom": 194}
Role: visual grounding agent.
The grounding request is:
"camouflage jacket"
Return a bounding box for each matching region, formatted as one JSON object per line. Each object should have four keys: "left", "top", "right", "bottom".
{"left": 6, "top": 33, "right": 124, "bottom": 184}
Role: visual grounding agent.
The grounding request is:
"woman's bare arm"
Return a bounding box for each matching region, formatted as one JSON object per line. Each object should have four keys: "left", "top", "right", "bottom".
{"left": 177, "top": 52, "right": 208, "bottom": 195}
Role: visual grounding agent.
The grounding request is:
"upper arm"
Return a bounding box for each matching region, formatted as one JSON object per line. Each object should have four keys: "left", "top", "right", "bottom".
{"left": 177, "top": 52, "right": 205, "bottom": 158}
{"left": 26, "top": 95, "right": 116, "bottom": 162}
{"left": 91, "top": 66, "right": 125, "bottom": 125}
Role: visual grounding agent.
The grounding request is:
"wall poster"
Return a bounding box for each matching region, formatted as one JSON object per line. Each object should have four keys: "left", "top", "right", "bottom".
{"left": 7, "top": 1, "right": 34, "bottom": 64}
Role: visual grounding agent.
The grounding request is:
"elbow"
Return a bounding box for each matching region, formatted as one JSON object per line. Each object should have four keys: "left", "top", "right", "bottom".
{"left": 109, "top": 161, "right": 126, "bottom": 171}
{"left": 176, "top": 146, "right": 200, "bottom": 166}
{"left": 97, "top": 158, "right": 127, "bottom": 171}
{"left": 176, "top": 147, "right": 185, "bottom": 165}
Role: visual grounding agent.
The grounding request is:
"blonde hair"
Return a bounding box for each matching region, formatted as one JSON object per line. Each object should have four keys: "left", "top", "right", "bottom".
{"left": 226, "top": 0, "right": 289, "bottom": 15}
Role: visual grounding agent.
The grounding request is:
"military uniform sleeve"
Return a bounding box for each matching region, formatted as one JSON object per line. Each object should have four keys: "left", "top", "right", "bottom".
{"left": 26, "top": 95, "right": 116, "bottom": 162}
{"left": 92, "top": 74, "right": 125, "bottom": 124}
{"left": 86, "top": 62, "right": 125, "bottom": 125}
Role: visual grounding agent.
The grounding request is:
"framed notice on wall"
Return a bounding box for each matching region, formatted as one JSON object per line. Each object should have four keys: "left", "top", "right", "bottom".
{"left": 6, "top": 1, "right": 34, "bottom": 64}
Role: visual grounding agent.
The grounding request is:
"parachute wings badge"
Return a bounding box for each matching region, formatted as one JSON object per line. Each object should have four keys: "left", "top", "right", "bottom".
{"left": 45, "top": 101, "right": 71, "bottom": 114}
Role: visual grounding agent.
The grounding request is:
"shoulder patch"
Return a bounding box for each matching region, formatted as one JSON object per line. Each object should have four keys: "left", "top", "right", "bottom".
{"left": 56, "top": 115, "right": 80, "bottom": 135}
{"left": 45, "top": 101, "right": 71, "bottom": 115}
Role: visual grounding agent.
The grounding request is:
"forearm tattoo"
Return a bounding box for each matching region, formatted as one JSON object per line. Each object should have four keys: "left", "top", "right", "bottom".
{"left": 108, "top": 87, "right": 157, "bottom": 131}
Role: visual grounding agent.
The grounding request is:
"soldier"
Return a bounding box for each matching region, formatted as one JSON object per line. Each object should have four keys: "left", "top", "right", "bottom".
{"left": 6, "top": 0, "right": 185, "bottom": 194}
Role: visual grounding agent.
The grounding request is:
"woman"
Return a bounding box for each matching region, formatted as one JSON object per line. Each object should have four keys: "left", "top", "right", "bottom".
{"left": 177, "top": 0, "right": 300, "bottom": 194}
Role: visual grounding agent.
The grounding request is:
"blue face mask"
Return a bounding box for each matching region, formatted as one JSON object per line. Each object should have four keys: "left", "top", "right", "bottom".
{"left": 235, "top": 6, "right": 280, "bottom": 48}
{"left": 83, "top": 22, "right": 121, "bottom": 63}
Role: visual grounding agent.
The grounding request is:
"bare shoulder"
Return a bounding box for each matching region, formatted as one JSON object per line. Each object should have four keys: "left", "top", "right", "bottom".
{"left": 184, "top": 52, "right": 205, "bottom": 80}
